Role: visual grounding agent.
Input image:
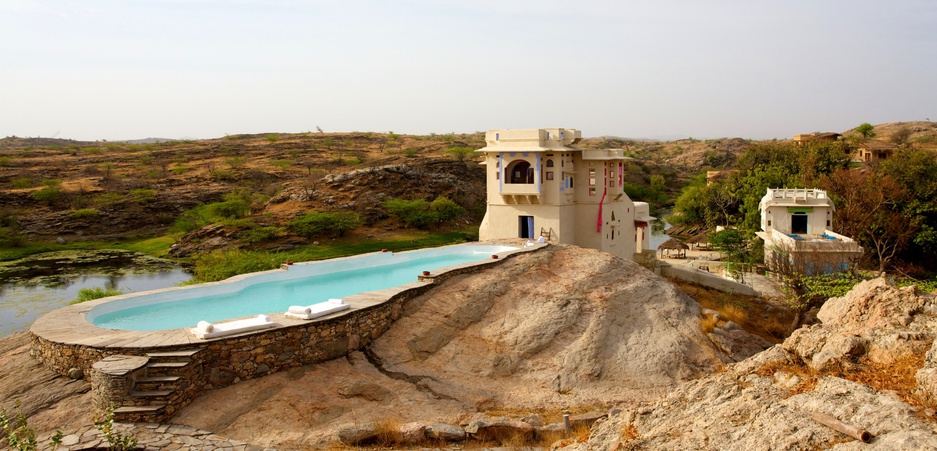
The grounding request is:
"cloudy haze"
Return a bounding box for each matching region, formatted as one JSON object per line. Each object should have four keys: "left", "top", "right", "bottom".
{"left": 2, "top": 0, "right": 935, "bottom": 141}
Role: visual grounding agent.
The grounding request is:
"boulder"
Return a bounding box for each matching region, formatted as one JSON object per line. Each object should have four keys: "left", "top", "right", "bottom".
{"left": 464, "top": 417, "right": 534, "bottom": 442}
{"left": 425, "top": 423, "right": 465, "bottom": 441}
{"left": 336, "top": 423, "right": 377, "bottom": 445}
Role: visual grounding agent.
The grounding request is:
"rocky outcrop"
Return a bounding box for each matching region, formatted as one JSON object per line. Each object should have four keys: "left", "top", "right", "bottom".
{"left": 568, "top": 278, "right": 937, "bottom": 450}
{"left": 171, "top": 244, "right": 759, "bottom": 449}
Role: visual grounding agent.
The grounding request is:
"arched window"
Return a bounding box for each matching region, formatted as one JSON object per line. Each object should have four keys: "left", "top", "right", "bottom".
{"left": 505, "top": 160, "right": 533, "bottom": 184}
{"left": 546, "top": 159, "right": 554, "bottom": 167}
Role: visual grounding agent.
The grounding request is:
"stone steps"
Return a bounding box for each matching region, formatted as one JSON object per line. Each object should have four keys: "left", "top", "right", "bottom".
{"left": 134, "top": 375, "right": 180, "bottom": 391}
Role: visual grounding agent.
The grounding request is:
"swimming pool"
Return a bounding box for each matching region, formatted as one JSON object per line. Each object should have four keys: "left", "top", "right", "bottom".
{"left": 86, "top": 244, "right": 516, "bottom": 331}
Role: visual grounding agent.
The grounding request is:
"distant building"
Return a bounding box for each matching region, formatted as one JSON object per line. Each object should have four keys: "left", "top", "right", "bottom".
{"left": 477, "top": 128, "right": 653, "bottom": 261}
{"left": 793, "top": 132, "right": 841, "bottom": 146}
{"left": 755, "top": 188, "right": 862, "bottom": 275}
{"left": 855, "top": 140, "right": 899, "bottom": 163}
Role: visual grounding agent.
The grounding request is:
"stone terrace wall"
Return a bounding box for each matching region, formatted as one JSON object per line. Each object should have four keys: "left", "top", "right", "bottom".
{"left": 29, "top": 245, "right": 536, "bottom": 421}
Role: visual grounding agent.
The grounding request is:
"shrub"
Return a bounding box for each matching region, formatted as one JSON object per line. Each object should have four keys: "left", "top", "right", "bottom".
{"left": 32, "top": 185, "right": 63, "bottom": 205}
{"left": 10, "top": 177, "right": 34, "bottom": 189}
{"left": 445, "top": 146, "right": 475, "bottom": 161}
{"left": 68, "top": 208, "right": 100, "bottom": 219}
{"left": 430, "top": 196, "right": 465, "bottom": 221}
{"left": 72, "top": 286, "right": 123, "bottom": 304}
{"left": 385, "top": 197, "right": 465, "bottom": 229}
{"left": 94, "top": 192, "right": 125, "bottom": 206}
{"left": 402, "top": 148, "right": 419, "bottom": 157}
{"left": 384, "top": 198, "right": 435, "bottom": 229}
{"left": 0, "top": 156, "right": 12, "bottom": 167}
{"left": 225, "top": 156, "right": 248, "bottom": 169}
{"left": 266, "top": 134, "right": 279, "bottom": 142}
{"left": 192, "top": 248, "right": 281, "bottom": 282}
{"left": 239, "top": 226, "right": 283, "bottom": 244}
{"left": 288, "top": 211, "right": 361, "bottom": 238}
{"left": 130, "top": 188, "right": 156, "bottom": 204}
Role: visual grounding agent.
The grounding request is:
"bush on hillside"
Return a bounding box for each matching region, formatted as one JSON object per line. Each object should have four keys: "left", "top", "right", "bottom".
{"left": 288, "top": 211, "right": 361, "bottom": 238}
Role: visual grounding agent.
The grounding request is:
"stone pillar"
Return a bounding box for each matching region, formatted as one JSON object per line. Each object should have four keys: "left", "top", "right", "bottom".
{"left": 90, "top": 355, "right": 149, "bottom": 413}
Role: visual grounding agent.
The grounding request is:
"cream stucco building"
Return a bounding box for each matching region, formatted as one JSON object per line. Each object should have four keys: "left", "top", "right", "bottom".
{"left": 755, "top": 188, "right": 863, "bottom": 275}
{"left": 477, "top": 128, "right": 653, "bottom": 261}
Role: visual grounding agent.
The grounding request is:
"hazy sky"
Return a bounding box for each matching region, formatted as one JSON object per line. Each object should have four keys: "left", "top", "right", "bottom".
{"left": 2, "top": 0, "right": 936, "bottom": 141}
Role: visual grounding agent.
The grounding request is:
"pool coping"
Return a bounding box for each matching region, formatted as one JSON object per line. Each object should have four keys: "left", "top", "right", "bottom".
{"left": 30, "top": 241, "right": 542, "bottom": 350}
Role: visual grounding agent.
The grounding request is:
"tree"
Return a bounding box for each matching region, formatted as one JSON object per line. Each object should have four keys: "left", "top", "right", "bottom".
{"left": 819, "top": 168, "right": 916, "bottom": 272}
{"left": 856, "top": 123, "right": 876, "bottom": 139}
{"left": 709, "top": 228, "right": 752, "bottom": 283}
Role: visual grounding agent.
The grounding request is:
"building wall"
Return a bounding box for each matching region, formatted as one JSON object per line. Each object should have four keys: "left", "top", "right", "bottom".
{"left": 762, "top": 206, "right": 832, "bottom": 235}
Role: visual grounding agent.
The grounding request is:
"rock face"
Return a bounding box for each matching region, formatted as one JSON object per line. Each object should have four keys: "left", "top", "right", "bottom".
{"left": 171, "top": 244, "right": 749, "bottom": 448}
{"left": 368, "top": 244, "right": 731, "bottom": 408}
{"left": 570, "top": 278, "right": 937, "bottom": 450}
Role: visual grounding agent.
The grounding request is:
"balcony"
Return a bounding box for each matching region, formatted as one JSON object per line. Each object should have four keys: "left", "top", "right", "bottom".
{"left": 500, "top": 183, "right": 540, "bottom": 204}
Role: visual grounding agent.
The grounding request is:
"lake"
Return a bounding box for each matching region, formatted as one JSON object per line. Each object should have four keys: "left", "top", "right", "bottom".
{"left": 0, "top": 250, "right": 191, "bottom": 337}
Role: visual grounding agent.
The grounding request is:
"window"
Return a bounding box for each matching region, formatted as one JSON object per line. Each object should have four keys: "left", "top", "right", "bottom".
{"left": 546, "top": 159, "right": 554, "bottom": 167}
{"left": 546, "top": 132, "right": 551, "bottom": 140}
{"left": 495, "top": 133, "right": 499, "bottom": 141}
{"left": 589, "top": 169, "right": 596, "bottom": 186}
{"left": 827, "top": 220, "right": 831, "bottom": 226}
{"left": 589, "top": 187, "right": 596, "bottom": 196}
{"left": 767, "top": 219, "right": 771, "bottom": 226}
{"left": 546, "top": 171, "right": 554, "bottom": 180}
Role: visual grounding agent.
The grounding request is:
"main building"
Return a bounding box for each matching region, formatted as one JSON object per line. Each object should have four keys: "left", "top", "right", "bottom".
{"left": 476, "top": 128, "right": 653, "bottom": 261}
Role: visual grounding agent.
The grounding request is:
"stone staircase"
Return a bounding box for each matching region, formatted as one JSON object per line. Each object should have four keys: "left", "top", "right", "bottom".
{"left": 111, "top": 349, "right": 203, "bottom": 423}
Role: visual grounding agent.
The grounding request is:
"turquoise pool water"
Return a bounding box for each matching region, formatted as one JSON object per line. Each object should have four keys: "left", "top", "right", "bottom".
{"left": 87, "top": 244, "right": 515, "bottom": 331}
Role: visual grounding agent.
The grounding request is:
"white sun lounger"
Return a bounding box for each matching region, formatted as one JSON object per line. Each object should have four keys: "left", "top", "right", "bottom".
{"left": 285, "top": 298, "right": 350, "bottom": 320}
{"left": 190, "top": 314, "right": 276, "bottom": 339}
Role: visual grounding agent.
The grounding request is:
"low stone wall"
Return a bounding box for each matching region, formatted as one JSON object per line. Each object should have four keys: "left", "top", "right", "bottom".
{"left": 29, "top": 243, "right": 538, "bottom": 422}
{"left": 660, "top": 262, "right": 758, "bottom": 296}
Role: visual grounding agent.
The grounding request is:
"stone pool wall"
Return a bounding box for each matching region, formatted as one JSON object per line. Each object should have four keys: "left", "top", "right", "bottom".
{"left": 29, "top": 245, "right": 536, "bottom": 422}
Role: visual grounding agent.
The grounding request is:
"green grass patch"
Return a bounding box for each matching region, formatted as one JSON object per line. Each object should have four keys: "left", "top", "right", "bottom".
{"left": 71, "top": 286, "right": 124, "bottom": 304}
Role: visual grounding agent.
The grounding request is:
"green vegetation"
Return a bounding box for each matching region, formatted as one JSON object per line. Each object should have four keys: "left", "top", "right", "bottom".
{"left": 130, "top": 188, "right": 157, "bottom": 204}
{"left": 95, "top": 406, "right": 137, "bottom": 451}
{"left": 68, "top": 208, "right": 100, "bottom": 219}
{"left": 402, "top": 148, "right": 419, "bottom": 157}
{"left": 93, "top": 192, "right": 125, "bottom": 206}
{"left": 445, "top": 146, "right": 475, "bottom": 161}
{"left": 0, "top": 402, "right": 62, "bottom": 451}
{"left": 0, "top": 156, "right": 13, "bottom": 167}
{"left": 288, "top": 211, "right": 361, "bottom": 239}
{"left": 72, "top": 286, "right": 124, "bottom": 304}
{"left": 384, "top": 196, "right": 465, "bottom": 229}
{"left": 173, "top": 191, "right": 252, "bottom": 233}
{"left": 10, "top": 177, "right": 34, "bottom": 189}
{"left": 32, "top": 179, "right": 63, "bottom": 205}
{"left": 856, "top": 122, "right": 876, "bottom": 139}
{"left": 266, "top": 134, "right": 279, "bottom": 143}
{"left": 239, "top": 225, "right": 283, "bottom": 244}
{"left": 671, "top": 137, "right": 937, "bottom": 272}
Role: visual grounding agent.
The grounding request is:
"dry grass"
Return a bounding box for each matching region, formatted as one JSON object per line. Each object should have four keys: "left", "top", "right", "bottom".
{"left": 671, "top": 279, "right": 795, "bottom": 343}
{"left": 835, "top": 353, "right": 930, "bottom": 410}
{"left": 373, "top": 418, "right": 402, "bottom": 447}
{"left": 754, "top": 357, "right": 820, "bottom": 394}
{"left": 700, "top": 314, "right": 718, "bottom": 333}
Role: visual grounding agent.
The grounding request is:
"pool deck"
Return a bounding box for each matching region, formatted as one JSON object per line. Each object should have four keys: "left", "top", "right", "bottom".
{"left": 30, "top": 284, "right": 416, "bottom": 349}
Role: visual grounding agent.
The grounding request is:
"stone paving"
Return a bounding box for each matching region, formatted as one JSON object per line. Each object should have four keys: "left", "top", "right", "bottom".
{"left": 36, "top": 422, "right": 270, "bottom": 451}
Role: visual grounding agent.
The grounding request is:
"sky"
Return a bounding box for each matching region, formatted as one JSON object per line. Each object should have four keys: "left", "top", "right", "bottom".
{"left": 2, "top": 0, "right": 936, "bottom": 142}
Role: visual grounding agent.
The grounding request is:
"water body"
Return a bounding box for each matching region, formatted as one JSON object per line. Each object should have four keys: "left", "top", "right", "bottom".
{"left": 650, "top": 218, "right": 673, "bottom": 250}
{"left": 0, "top": 250, "right": 191, "bottom": 337}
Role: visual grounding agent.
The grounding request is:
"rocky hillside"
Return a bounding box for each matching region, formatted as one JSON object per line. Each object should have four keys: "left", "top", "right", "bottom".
{"left": 170, "top": 244, "right": 765, "bottom": 449}
{"left": 570, "top": 278, "right": 937, "bottom": 450}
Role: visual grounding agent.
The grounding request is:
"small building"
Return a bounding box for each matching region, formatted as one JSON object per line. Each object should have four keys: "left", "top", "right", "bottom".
{"left": 855, "top": 140, "right": 899, "bottom": 163}
{"left": 477, "top": 128, "right": 653, "bottom": 261}
{"left": 755, "top": 188, "right": 862, "bottom": 275}
{"left": 793, "top": 132, "right": 841, "bottom": 146}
